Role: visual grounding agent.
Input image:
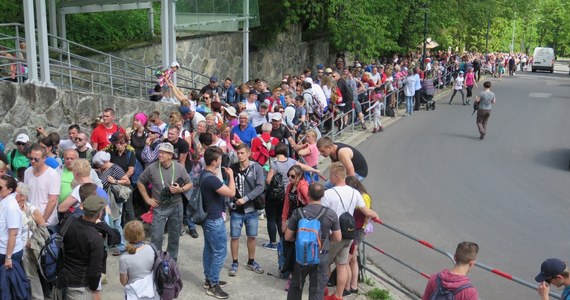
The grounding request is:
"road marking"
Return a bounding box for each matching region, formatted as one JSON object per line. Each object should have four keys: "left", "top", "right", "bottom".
{"left": 528, "top": 92, "right": 551, "bottom": 98}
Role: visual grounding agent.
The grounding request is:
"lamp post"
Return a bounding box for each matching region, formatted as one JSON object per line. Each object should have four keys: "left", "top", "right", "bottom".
{"left": 485, "top": 19, "right": 490, "bottom": 55}
{"left": 421, "top": 3, "right": 428, "bottom": 70}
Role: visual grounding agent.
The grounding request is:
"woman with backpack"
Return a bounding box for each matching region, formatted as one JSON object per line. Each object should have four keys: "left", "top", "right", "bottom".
{"left": 119, "top": 220, "right": 159, "bottom": 300}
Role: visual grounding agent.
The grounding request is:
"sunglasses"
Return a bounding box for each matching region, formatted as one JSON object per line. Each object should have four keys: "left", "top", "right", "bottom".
{"left": 30, "top": 157, "right": 42, "bottom": 162}
{"left": 279, "top": 110, "right": 284, "bottom": 113}
{"left": 75, "top": 138, "right": 83, "bottom": 142}
{"left": 16, "top": 142, "right": 26, "bottom": 146}
{"left": 287, "top": 174, "right": 297, "bottom": 179}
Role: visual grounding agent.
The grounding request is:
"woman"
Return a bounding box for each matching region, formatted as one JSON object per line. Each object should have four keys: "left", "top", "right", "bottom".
{"left": 105, "top": 133, "right": 137, "bottom": 224}
{"left": 343, "top": 176, "right": 372, "bottom": 297}
{"left": 296, "top": 129, "right": 319, "bottom": 182}
{"left": 0, "top": 175, "right": 24, "bottom": 269}
{"left": 263, "top": 143, "right": 318, "bottom": 250}
{"left": 17, "top": 182, "right": 48, "bottom": 300}
{"left": 197, "top": 92, "right": 213, "bottom": 115}
{"left": 207, "top": 126, "right": 227, "bottom": 153}
{"left": 119, "top": 220, "right": 158, "bottom": 300}
{"left": 223, "top": 106, "right": 239, "bottom": 128}
{"left": 130, "top": 112, "right": 148, "bottom": 163}
{"left": 464, "top": 67, "right": 477, "bottom": 105}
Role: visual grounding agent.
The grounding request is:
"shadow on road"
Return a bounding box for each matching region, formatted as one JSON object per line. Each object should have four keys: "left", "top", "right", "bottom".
{"left": 533, "top": 148, "right": 570, "bottom": 171}
{"left": 442, "top": 132, "right": 480, "bottom": 140}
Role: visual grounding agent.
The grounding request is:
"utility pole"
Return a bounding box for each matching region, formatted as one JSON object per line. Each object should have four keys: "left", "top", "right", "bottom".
{"left": 485, "top": 19, "right": 490, "bottom": 55}
{"left": 421, "top": 3, "right": 428, "bottom": 70}
{"left": 510, "top": 13, "right": 516, "bottom": 53}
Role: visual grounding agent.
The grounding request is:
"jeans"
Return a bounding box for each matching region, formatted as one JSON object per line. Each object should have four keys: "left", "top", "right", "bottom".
{"left": 150, "top": 201, "right": 183, "bottom": 261}
{"left": 202, "top": 217, "right": 227, "bottom": 285}
{"left": 406, "top": 96, "right": 414, "bottom": 115}
{"left": 287, "top": 256, "right": 329, "bottom": 300}
{"left": 265, "top": 197, "right": 283, "bottom": 243}
{"left": 0, "top": 249, "right": 23, "bottom": 265}
{"left": 230, "top": 211, "right": 258, "bottom": 238}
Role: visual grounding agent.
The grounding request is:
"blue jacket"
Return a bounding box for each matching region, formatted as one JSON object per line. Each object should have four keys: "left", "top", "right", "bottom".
{"left": 0, "top": 260, "right": 30, "bottom": 300}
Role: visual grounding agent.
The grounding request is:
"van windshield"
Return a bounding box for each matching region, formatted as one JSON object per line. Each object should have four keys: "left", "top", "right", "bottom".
{"left": 534, "top": 48, "right": 554, "bottom": 56}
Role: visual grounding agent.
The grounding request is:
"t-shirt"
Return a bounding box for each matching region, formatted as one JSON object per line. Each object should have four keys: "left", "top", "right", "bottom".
{"left": 24, "top": 167, "right": 61, "bottom": 226}
{"left": 322, "top": 185, "right": 365, "bottom": 218}
{"left": 7, "top": 150, "right": 29, "bottom": 172}
{"left": 137, "top": 161, "right": 191, "bottom": 206}
{"left": 0, "top": 194, "right": 24, "bottom": 253}
{"left": 478, "top": 91, "right": 495, "bottom": 110}
{"left": 231, "top": 125, "right": 257, "bottom": 147}
{"left": 110, "top": 150, "right": 136, "bottom": 174}
{"left": 45, "top": 157, "right": 60, "bottom": 169}
{"left": 287, "top": 204, "right": 339, "bottom": 252}
{"left": 199, "top": 170, "right": 224, "bottom": 219}
{"left": 59, "top": 167, "right": 74, "bottom": 204}
{"left": 270, "top": 158, "right": 297, "bottom": 188}
{"left": 165, "top": 137, "right": 189, "bottom": 161}
{"left": 119, "top": 244, "right": 155, "bottom": 284}
{"left": 270, "top": 125, "right": 292, "bottom": 144}
{"left": 91, "top": 124, "right": 126, "bottom": 151}
{"left": 99, "top": 164, "right": 127, "bottom": 190}
{"left": 302, "top": 143, "right": 319, "bottom": 167}
{"left": 20, "top": 203, "right": 39, "bottom": 246}
{"left": 453, "top": 76, "right": 464, "bottom": 90}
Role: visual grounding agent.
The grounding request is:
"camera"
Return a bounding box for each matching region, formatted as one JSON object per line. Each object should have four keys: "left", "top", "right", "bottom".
{"left": 227, "top": 201, "right": 237, "bottom": 210}
{"left": 160, "top": 187, "right": 173, "bottom": 204}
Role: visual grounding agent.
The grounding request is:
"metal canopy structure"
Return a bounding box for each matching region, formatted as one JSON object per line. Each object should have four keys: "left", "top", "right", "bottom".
{"left": 23, "top": 0, "right": 258, "bottom": 87}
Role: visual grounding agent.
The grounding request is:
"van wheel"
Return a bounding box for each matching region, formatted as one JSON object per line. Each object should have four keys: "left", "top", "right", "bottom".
{"left": 532, "top": 68, "right": 536, "bottom": 72}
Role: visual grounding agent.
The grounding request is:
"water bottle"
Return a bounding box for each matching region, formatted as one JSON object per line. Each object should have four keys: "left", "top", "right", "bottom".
{"left": 163, "top": 261, "right": 169, "bottom": 274}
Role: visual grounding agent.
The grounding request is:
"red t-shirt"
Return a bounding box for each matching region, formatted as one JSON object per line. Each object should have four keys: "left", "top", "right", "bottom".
{"left": 91, "top": 124, "right": 126, "bottom": 151}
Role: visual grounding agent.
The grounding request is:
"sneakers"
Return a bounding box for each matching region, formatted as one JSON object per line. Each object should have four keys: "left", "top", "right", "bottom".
{"left": 378, "top": 125, "right": 384, "bottom": 132}
{"left": 343, "top": 288, "right": 358, "bottom": 297}
{"left": 203, "top": 279, "right": 227, "bottom": 289}
{"left": 262, "top": 242, "right": 278, "bottom": 251}
{"left": 284, "top": 278, "right": 291, "bottom": 291}
{"left": 101, "top": 273, "right": 107, "bottom": 284}
{"left": 189, "top": 228, "right": 199, "bottom": 238}
{"left": 180, "top": 225, "right": 186, "bottom": 236}
{"left": 258, "top": 213, "right": 265, "bottom": 220}
{"left": 207, "top": 284, "right": 229, "bottom": 299}
{"left": 228, "top": 262, "right": 239, "bottom": 276}
{"left": 246, "top": 261, "right": 264, "bottom": 274}
{"left": 372, "top": 128, "right": 377, "bottom": 133}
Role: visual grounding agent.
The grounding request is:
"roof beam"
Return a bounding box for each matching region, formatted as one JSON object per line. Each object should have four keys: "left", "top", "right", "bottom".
{"left": 60, "top": 2, "right": 153, "bottom": 15}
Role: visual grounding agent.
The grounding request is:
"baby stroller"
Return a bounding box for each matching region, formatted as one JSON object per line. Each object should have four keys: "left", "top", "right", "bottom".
{"left": 419, "top": 79, "right": 436, "bottom": 111}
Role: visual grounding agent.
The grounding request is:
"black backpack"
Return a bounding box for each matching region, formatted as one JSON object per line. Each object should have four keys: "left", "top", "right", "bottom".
{"left": 430, "top": 273, "right": 472, "bottom": 300}
{"left": 333, "top": 188, "right": 356, "bottom": 240}
{"left": 267, "top": 172, "right": 285, "bottom": 201}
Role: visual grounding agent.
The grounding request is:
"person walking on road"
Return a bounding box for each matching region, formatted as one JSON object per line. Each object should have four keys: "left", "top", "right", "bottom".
{"left": 449, "top": 71, "right": 466, "bottom": 105}
{"left": 474, "top": 81, "right": 496, "bottom": 140}
{"left": 535, "top": 258, "right": 570, "bottom": 300}
{"left": 421, "top": 241, "right": 480, "bottom": 300}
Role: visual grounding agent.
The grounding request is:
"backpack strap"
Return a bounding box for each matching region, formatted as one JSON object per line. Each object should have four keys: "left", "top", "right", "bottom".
{"left": 9, "top": 150, "right": 16, "bottom": 167}
{"left": 59, "top": 214, "right": 76, "bottom": 237}
{"left": 332, "top": 188, "right": 353, "bottom": 214}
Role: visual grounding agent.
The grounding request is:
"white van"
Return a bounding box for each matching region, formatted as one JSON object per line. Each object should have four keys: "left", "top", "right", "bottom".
{"left": 532, "top": 47, "right": 555, "bottom": 73}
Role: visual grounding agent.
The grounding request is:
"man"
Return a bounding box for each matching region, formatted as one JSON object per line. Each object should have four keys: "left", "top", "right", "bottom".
{"left": 270, "top": 113, "right": 298, "bottom": 150}
{"left": 231, "top": 112, "right": 257, "bottom": 147}
{"left": 244, "top": 90, "right": 260, "bottom": 116}
{"left": 317, "top": 137, "right": 368, "bottom": 183}
{"left": 7, "top": 133, "right": 30, "bottom": 171}
{"left": 322, "top": 162, "right": 379, "bottom": 300}
{"left": 402, "top": 68, "right": 417, "bottom": 116}
{"left": 164, "top": 127, "right": 190, "bottom": 167}
{"left": 285, "top": 182, "right": 341, "bottom": 300}
{"left": 200, "top": 146, "right": 235, "bottom": 299}
{"left": 256, "top": 80, "right": 272, "bottom": 104}
{"left": 75, "top": 131, "right": 96, "bottom": 163}
{"left": 200, "top": 75, "right": 222, "bottom": 96}
{"left": 422, "top": 241, "right": 480, "bottom": 300}
{"left": 332, "top": 71, "right": 353, "bottom": 129}
{"left": 91, "top": 108, "right": 126, "bottom": 151}
{"left": 228, "top": 143, "right": 266, "bottom": 277}
{"left": 250, "top": 123, "right": 279, "bottom": 171}
{"left": 148, "top": 111, "right": 168, "bottom": 138}
{"left": 535, "top": 258, "right": 570, "bottom": 300}
{"left": 220, "top": 77, "right": 236, "bottom": 104}
{"left": 24, "top": 144, "right": 61, "bottom": 229}
{"left": 136, "top": 142, "right": 192, "bottom": 261}
{"left": 58, "top": 149, "right": 79, "bottom": 204}
{"left": 474, "top": 81, "right": 496, "bottom": 140}
{"left": 251, "top": 102, "right": 272, "bottom": 132}
{"left": 58, "top": 196, "right": 107, "bottom": 299}
{"left": 181, "top": 105, "right": 206, "bottom": 133}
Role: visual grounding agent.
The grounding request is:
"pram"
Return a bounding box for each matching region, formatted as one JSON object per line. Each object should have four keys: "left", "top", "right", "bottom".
{"left": 419, "top": 79, "right": 437, "bottom": 111}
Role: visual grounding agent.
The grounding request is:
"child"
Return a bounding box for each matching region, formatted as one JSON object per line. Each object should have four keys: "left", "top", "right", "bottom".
{"left": 464, "top": 67, "right": 478, "bottom": 105}
{"left": 449, "top": 71, "right": 465, "bottom": 105}
{"left": 158, "top": 61, "right": 180, "bottom": 103}
{"left": 366, "top": 91, "right": 385, "bottom": 133}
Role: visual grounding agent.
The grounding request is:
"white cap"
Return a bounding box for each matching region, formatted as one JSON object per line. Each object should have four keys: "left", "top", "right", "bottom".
{"left": 171, "top": 61, "right": 180, "bottom": 68}
{"left": 304, "top": 77, "right": 313, "bottom": 84}
{"left": 15, "top": 133, "right": 30, "bottom": 144}
{"left": 271, "top": 112, "right": 283, "bottom": 121}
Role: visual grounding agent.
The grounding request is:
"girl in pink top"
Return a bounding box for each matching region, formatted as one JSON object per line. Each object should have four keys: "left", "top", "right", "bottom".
{"left": 464, "top": 67, "right": 478, "bottom": 105}
{"left": 297, "top": 129, "right": 320, "bottom": 183}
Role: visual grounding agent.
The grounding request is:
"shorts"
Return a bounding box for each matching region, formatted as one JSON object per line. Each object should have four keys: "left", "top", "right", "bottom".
{"left": 341, "top": 101, "right": 352, "bottom": 113}
{"left": 230, "top": 211, "right": 258, "bottom": 238}
{"left": 349, "top": 229, "right": 365, "bottom": 255}
{"left": 328, "top": 239, "right": 352, "bottom": 265}
{"left": 353, "top": 99, "right": 362, "bottom": 114}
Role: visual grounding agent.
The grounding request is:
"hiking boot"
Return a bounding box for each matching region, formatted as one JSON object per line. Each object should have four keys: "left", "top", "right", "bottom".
{"left": 262, "top": 242, "right": 277, "bottom": 251}
{"left": 207, "top": 284, "right": 229, "bottom": 299}
{"left": 203, "top": 279, "right": 228, "bottom": 289}
{"left": 246, "top": 261, "right": 264, "bottom": 274}
{"left": 228, "top": 262, "right": 239, "bottom": 276}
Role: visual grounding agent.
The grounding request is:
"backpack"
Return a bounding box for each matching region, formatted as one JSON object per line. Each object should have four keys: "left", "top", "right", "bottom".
{"left": 385, "top": 105, "right": 395, "bottom": 117}
{"left": 150, "top": 243, "right": 183, "bottom": 300}
{"left": 252, "top": 136, "right": 274, "bottom": 171}
{"left": 267, "top": 172, "right": 285, "bottom": 201}
{"left": 333, "top": 188, "right": 356, "bottom": 240}
{"left": 126, "top": 151, "right": 144, "bottom": 186}
{"left": 430, "top": 273, "right": 472, "bottom": 300}
{"left": 38, "top": 215, "right": 76, "bottom": 283}
{"left": 187, "top": 171, "right": 214, "bottom": 225}
{"left": 303, "top": 92, "right": 324, "bottom": 119}
{"left": 295, "top": 206, "right": 328, "bottom": 266}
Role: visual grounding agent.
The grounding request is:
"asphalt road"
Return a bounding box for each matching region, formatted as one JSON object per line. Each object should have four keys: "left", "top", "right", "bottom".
{"left": 361, "top": 61, "right": 570, "bottom": 299}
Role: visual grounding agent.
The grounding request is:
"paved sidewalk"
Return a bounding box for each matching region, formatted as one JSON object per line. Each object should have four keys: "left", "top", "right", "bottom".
{"left": 101, "top": 90, "right": 456, "bottom": 299}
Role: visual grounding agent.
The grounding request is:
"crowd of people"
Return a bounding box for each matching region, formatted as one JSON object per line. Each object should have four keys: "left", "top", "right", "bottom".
{"left": 0, "top": 49, "right": 561, "bottom": 300}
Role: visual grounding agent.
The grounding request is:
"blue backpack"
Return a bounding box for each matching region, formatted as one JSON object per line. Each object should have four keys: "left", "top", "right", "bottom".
{"left": 38, "top": 216, "right": 76, "bottom": 283}
{"left": 430, "top": 273, "right": 473, "bottom": 300}
{"left": 295, "top": 206, "right": 328, "bottom": 266}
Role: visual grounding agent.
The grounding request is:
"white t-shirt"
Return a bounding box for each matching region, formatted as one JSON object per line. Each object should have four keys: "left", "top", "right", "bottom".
{"left": 322, "top": 185, "right": 365, "bottom": 218}
{"left": 453, "top": 76, "right": 464, "bottom": 90}
{"left": 59, "top": 139, "right": 93, "bottom": 151}
{"left": 24, "top": 167, "right": 61, "bottom": 226}
{"left": 20, "top": 203, "right": 39, "bottom": 246}
{"left": 0, "top": 194, "right": 24, "bottom": 253}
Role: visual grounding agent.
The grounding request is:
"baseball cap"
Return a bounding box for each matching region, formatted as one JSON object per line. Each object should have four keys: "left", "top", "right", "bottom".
{"left": 179, "top": 105, "right": 191, "bottom": 115}
{"left": 535, "top": 258, "right": 567, "bottom": 282}
{"left": 83, "top": 195, "right": 106, "bottom": 215}
{"left": 15, "top": 133, "right": 30, "bottom": 144}
{"left": 271, "top": 112, "right": 282, "bottom": 121}
{"left": 210, "top": 75, "right": 218, "bottom": 83}
{"left": 148, "top": 124, "right": 162, "bottom": 135}
{"left": 304, "top": 77, "right": 313, "bottom": 84}
{"left": 260, "top": 102, "right": 269, "bottom": 108}
{"left": 325, "top": 68, "right": 333, "bottom": 74}
{"left": 109, "top": 132, "right": 123, "bottom": 144}
{"left": 171, "top": 61, "right": 180, "bottom": 68}
{"left": 158, "top": 142, "right": 175, "bottom": 155}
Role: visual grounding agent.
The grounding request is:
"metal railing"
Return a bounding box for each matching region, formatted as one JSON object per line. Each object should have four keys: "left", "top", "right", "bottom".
{"left": 359, "top": 218, "right": 562, "bottom": 299}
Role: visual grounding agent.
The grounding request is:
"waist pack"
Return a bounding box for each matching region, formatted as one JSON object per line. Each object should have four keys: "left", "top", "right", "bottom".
{"left": 295, "top": 206, "right": 328, "bottom": 266}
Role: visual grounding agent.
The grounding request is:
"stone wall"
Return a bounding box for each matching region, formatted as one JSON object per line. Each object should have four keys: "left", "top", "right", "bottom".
{"left": 106, "top": 25, "right": 333, "bottom": 86}
{"left": 0, "top": 81, "right": 177, "bottom": 151}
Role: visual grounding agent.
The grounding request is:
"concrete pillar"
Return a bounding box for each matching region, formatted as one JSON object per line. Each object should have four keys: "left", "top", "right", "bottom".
{"left": 242, "top": 0, "right": 249, "bottom": 82}
{"left": 36, "top": 0, "right": 53, "bottom": 86}
{"left": 148, "top": 7, "right": 155, "bottom": 37}
{"left": 161, "top": 0, "right": 170, "bottom": 70}
{"left": 169, "top": 0, "right": 176, "bottom": 84}
{"left": 49, "top": 0, "right": 57, "bottom": 48}
{"left": 23, "top": 0, "right": 38, "bottom": 83}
